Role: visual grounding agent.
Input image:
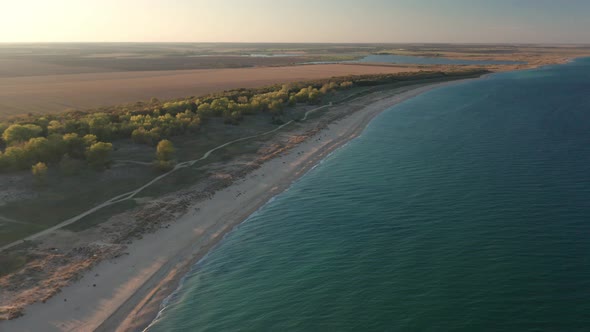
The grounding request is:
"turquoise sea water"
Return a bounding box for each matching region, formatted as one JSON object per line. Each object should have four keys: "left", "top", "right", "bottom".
{"left": 149, "top": 59, "right": 590, "bottom": 331}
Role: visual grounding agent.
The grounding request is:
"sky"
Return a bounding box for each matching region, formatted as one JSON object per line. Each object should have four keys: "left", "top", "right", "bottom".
{"left": 1, "top": 0, "right": 589, "bottom": 44}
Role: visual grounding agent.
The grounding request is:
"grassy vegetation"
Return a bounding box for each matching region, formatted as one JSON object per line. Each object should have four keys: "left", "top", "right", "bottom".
{"left": 0, "top": 70, "right": 486, "bottom": 175}
{"left": 0, "top": 222, "right": 45, "bottom": 249}
{"left": 64, "top": 200, "right": 138, "bottom": 233}
{"left": 0, "top": 69, "right": 489, "bottom": 247}
{"left": 0, "top": 253, "right": 28, "bottom": 277}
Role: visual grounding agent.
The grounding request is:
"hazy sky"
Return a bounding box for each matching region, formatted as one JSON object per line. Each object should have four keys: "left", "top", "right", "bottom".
{"left": 2, "top": 0, "right": 590, "bottom": 43}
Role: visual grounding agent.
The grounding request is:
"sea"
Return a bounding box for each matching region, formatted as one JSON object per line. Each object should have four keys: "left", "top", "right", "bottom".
{"left": 147, "top": 58, "right": 590, "bottom": 331}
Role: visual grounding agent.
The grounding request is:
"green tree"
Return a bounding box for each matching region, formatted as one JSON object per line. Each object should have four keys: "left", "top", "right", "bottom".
{"left": 268, "top": 100, "right": 283, "bottom": 114}
{"left": 210, "top": 98, "right": 229, "bottom": 116}
{"left": 307, "top": 89, "right": 321, "bottom": 104}
{"left": 86, "top": 142, "right": 113, "bottom": 170}
{"left": 288, "top": 95, "right": 297, "bottom": 106}
{"left": 86, "top": 113, "right": 113, "bottom": 140}
{"left": 295, "top": 87, "right": 310, "bottom": 102}
{"left": 132, "top": 127, "right": 161, "bottom": 145}
{"left": 156, "top": 139, "right": 175, "bottom": 162}
{"left": 319, "top": 83, "right": 337, "bottom": 95}
{"left": 47, "top": 120, "right": 65, "bottom": 135}
{"left": 46, "top": 134, "right": 66, "bottom": 161}
{"left": 63, "top": 133, "right": 86, "bottom": 159}
{"left": 2, "top": 124, "right": 43, "bottom": 145}
{"left": 64, "top": 119, "right": 89, "bottom": 136}
{"left": 197, "top": 103, "right": 212, "bottom": 118}
{"left": 154, "top": 139, "right": 176, "bottom": 171}
{"left": 0, "top": 122, "right": 10, "bottom": 138}
{"left": 83, "top": 134, "right": 98, "bottom": 146}
{"left": 3, "top": 146, "right": 28, "bottom": 170}
{"left": 23, "top": 137, "right": 53, "bottom": 164}
{"left": 31, "top": 162, "right": 48, "bottom": 186}
{"left": 340, "top": 81, "right": 353, "bottom": 89}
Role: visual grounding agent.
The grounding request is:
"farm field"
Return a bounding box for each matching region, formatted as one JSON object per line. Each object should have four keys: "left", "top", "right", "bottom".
{"left": 0, "top": 64, "right": 423, "bottom": 116}
{"left": 2, "top": 43, "right": 589, "bottom": 117}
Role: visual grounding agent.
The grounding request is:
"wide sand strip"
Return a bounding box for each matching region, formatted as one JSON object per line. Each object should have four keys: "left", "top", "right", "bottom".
{"left": 1, "top": 77, "right": 482, "bottom": 332}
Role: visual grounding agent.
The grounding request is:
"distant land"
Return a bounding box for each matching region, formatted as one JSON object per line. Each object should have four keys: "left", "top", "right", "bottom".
{"left": 1, "top": 43, "right": 589, "bottom": 330}
{"left": 1, "top": 43, "right": 589, "bottom": 116}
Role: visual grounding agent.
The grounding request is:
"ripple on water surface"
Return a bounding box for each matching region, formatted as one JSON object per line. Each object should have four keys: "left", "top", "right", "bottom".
{"left": 149, "top": 58, "right": 590, "bottom": 331}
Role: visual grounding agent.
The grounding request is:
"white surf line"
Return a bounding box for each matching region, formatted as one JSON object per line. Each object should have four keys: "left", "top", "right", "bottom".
{"left": 0, "top": 103, "right": 334, "bottom": 252}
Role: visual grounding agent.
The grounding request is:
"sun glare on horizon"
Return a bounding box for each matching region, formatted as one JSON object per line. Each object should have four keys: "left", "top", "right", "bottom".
{"left": 2, "top": 0, "right": 590, "bottom": 43}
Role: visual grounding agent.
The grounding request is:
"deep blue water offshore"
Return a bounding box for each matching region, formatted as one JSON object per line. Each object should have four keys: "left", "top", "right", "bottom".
{"left": 148, "top": 59, "right": 590, "bottom": 331}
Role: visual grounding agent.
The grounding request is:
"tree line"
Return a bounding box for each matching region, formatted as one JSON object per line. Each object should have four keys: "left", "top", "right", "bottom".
{"left": 0, "top": 70, "right": 488, "bottom": 177}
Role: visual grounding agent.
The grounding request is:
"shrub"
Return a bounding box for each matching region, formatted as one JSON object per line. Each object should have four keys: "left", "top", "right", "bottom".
{"left": 156, "top": 139, "right": 175, "bottom": 162}
{"left": 2, "top": 124, "right": 43, "bottom": 145}
{"left": 86, "top": 142, "right": 113, "bottom": 170}
{"left": 31, "top": 162, "right": 48, "bottom": 186}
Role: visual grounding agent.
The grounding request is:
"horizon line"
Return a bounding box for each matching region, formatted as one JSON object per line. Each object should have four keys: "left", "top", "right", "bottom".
{"left": 1, "top": 41, "right": 590, "bottom": 46}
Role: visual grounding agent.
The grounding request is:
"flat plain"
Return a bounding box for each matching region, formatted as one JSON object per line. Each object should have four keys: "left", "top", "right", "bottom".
{"left": 0, "top": 64, "right": 421, "bottom": 115}
{"left": 2, "top": 43, "right": 589, "bottom": 116}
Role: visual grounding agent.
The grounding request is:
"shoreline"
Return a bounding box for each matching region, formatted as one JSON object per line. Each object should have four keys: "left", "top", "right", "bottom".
{"left": 117, "top": 76, "right": 487, "bottom": 332}
{"left": 1, "top": 76, "right": 486, "bottom": 332}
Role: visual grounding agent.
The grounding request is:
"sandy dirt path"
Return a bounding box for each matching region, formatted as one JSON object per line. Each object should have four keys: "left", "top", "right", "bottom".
{"left": 0, "top": 103, "right": 332, "bottom": 253}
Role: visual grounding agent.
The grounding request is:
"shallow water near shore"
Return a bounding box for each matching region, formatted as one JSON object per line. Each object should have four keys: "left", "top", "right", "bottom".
{"left": 148, "top": 59, "right": 590, "bottom": 331}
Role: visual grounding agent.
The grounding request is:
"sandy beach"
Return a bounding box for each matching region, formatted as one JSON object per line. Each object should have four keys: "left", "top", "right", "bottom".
{"left": 1, "top": 77, "right": 483, "bottom": 332}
